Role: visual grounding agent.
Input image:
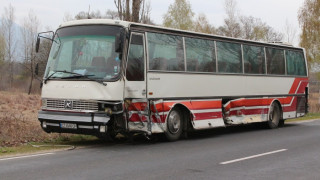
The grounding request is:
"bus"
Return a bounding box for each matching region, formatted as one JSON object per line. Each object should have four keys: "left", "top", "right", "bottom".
{"left": 37, "top": 19, "right": 308, "bottom": 141}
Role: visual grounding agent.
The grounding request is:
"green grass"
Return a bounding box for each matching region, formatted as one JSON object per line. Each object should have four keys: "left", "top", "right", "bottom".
{"left": 0, "top": 135, "right": 100, "bottom": 157}
{"left": 286, "top": 112, "right": 320, "bottom": 122}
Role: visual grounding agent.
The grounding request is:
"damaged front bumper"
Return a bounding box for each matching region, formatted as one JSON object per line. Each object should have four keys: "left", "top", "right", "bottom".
{"left": 38, "top": 110, "right": 110, "bottom": 135}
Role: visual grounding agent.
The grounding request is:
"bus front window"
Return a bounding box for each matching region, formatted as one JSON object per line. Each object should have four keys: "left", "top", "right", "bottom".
{"left": 44, "top": 25, "right": 123, "bottom": 81}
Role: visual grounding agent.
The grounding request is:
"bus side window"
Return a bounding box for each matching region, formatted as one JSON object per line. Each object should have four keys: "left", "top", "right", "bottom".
{"left": 286, "top": 50, "right": 307, "bottom": 76}
{"left": 126, "top": 34, "right": 144, "bottom": 81}
{"left": 243, "top": 45, "right": 265, "bottom": 74}
{"left": 148, "top": 32, "right": 184, "bottom": 71}
{"left": 216, "top": 41, "right": 242, "bottom": 73}
{"left": 266, "top": 48, "right": 285, "bottom": 75}
{"left": 185, "top": 37, "right": 216, "bottom": 73}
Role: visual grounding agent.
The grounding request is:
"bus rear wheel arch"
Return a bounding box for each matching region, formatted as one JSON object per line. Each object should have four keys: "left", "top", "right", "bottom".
{"left": 164, "top": 105, "right": 192, "bottom": 141}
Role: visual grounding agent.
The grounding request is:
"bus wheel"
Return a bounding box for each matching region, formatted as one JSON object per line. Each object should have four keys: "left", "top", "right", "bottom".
{"left": 165, "top": 108, "right": 183, "bottom": 141}
{"left": 267, "top": 103, "right": 281, "bottom": 129}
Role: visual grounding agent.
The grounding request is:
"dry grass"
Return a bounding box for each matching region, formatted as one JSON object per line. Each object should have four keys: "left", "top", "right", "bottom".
{"left": 0, "top": 91, "right": 63, "bottom": 147}
{"left": 309, "top": 92, "right": 320, "bottom": 113}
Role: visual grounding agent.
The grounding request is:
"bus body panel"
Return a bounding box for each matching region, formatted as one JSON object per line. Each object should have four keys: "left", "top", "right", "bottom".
{"left": 147, "top": 73, "right": 299, "bottom": 98}
{"left": 41, "top": 80, "right": 124, "bottom": 100}
{"left": 37, "top": 19, "right": 309, "bottom": 140}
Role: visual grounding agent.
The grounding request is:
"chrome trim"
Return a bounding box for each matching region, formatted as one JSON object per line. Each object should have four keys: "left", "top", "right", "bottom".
{"left": 38, "top": 112, "right": 92, "bottom": 122}
{"left": 42, "top": 99, "right": 98, "bottom": 112}
{"left": 94, "top": 116, "right": 110, "bottom": 123}
{"left": 46, "top": 122, "right": 59, "bottom": 127}
{"left": 78, "top": 125, "right": 94, "bottom": 129}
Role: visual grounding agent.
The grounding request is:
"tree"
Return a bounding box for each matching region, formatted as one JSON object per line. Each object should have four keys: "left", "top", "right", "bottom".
{"left": 163, "top": 0, "right": 194, "bottom": 30}
{"left": 21, "top": 10, "right": 40, "bottom": 94}
{"left": 194, "top": 13, "right": 215, "bottom": 34}
{"left": 239, "top": 16, "right": 283, "bottom": 42}
{"left": 0, "top": 34, "right": 5, "bottom": 65}
{"left": 217, "top": 0, "right": 242, "bottom": 38}
{"left": 0, "top": 34, "right": 6, "bottom": 85}
{"left": 63, "top": 12, "right": 74, "bottom": 22}
{"left": 217, "top": 0, "right": 283, "bottom": 42}
{"left": 114, "top": 0, "right": 152, "bottom": 23}
{"left": 298, "top": 0, "right": 320, "bottom": 63}
{"left": 105, "top": 10, "right": 119, "bottom": 20}
{"left": 1, "top": 4, "right": 17, "bottom": 88}
{"left": 74, "top": 9, "right": 102, "bottom": 20}
{"left": 283, "top": 19, "right": 297, "bottom": 45}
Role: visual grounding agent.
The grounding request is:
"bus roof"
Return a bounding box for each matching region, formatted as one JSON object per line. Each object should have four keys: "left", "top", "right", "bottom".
{"left": 59, "top": 19, "right": 302, "bottom": 50}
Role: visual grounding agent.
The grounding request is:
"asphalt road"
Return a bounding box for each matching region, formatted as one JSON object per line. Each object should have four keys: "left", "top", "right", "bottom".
{"left": 1, "top": 120, "right": 320, "bottom": 180}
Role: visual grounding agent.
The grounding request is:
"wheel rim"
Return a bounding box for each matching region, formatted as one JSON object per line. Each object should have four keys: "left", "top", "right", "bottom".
{"left": 167, "top": 110, "right": 181, "bottom": 134}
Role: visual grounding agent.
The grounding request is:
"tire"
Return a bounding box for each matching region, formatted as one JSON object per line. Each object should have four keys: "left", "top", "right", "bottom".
{"left": 267, "top": 102, "right": 281, "bottom": 129}
{"left": 165, "top": 108, "right": 183, "bottom": 141}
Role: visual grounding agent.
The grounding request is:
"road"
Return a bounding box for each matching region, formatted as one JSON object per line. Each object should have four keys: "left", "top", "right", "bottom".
{"left": 1, "top": 120, "right": 320, "bottom": 180}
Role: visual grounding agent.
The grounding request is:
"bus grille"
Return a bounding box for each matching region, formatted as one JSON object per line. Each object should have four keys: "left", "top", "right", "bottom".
{"left": 43, "top": 99, "right": 99, "bottom": 112}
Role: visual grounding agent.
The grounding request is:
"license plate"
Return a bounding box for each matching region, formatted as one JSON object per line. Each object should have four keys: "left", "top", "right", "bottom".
{"left": 60, "top": 123, "right": 77, "bottom": 129}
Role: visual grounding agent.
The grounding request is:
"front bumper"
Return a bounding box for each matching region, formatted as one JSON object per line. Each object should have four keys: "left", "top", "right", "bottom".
{"left": 38, "top": 110, "right": 110, "bottom": 135}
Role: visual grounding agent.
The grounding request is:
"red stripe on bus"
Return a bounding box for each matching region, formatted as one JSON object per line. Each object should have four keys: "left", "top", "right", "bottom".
{"left": 193, "top": 112, "right": 223, "bottom": 120}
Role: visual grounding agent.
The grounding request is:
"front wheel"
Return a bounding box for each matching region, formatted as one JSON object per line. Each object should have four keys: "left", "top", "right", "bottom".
{"left": 165, "top": 108, "right": 183, "bottom": 141}
{"left": 267, "top": 102, "right": 281, "bottom": 129}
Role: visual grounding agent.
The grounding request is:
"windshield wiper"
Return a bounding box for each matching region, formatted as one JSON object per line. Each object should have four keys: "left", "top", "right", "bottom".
{"left": 60, "top": 74, "right": 107, "bottom": 86}
{"left": 44, "top": 70, "right": 107, "bottom": 86}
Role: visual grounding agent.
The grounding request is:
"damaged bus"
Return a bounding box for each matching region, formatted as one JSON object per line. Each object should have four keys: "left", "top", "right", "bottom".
{"left": 37, "top": 19, "right": 308, "bottom": 141}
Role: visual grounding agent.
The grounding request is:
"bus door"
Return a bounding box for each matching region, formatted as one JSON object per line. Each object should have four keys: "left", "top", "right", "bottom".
{"left": 124, "top": 32, "right": 146, "bottom": 99}
{"left": 124, "top": 33, "right": 149, "bottom": 132}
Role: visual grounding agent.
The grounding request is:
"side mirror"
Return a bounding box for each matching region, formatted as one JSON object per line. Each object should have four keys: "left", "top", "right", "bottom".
{"left": 36, "top": 36, "right": 40, "bottom": 53}
{"left": 35, "top": 63, "right": 39, "bottom": 75}
{"left": 115, "top": 33, "right": 122, "bottom": 53}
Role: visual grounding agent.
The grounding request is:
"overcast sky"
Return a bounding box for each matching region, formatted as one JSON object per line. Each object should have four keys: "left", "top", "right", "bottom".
{"left": 1, "top": 0, "right": 305, "bottom": 43}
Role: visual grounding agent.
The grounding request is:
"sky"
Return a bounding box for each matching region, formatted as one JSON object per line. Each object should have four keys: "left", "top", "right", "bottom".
{"left": 1, "top": 0, "right": 305, "bottom": 44}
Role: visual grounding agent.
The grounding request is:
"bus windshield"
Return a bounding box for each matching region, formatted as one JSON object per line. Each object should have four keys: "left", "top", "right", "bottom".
{"left": 44, "top": 25, "right": 123, "bottom": 81}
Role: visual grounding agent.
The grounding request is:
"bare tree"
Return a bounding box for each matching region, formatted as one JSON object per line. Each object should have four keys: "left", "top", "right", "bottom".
{"left": 283, "top": 19, "right": 297, "bottom": 45}
{"left": 21, "top": 10, "right": 40, "bottom": 94}
{"left": 63, "top": 12, "right": 74, "bottom": 22}
{"left": 139, "top": 1, "right": 153, "bottom": 24}
{"left": 1, "top": 4, "right": 17, "bottom": 88}
{"left": 217, "top": 0, "right": 242, "bottom": 38}
{"left": 114, "top": 0, "right": 151, "bottom": 23}
{"left": 194, "top": 13, "right": 216, "bottom": 34}
{"left": 106, "top": 10, "right": 119, "bottom": 20}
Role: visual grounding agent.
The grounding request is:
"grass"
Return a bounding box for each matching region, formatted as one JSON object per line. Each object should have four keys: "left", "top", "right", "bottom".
{"left": 286, "top": 112, "right": 320, "bottom": 122}
{"left": 0, "top": 135, "right": 100, "bottom": 157}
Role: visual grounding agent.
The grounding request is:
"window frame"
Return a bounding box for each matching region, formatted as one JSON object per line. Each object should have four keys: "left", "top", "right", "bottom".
{"left": 136, "top": 26, "right": 307, "bottom": 77}
{"left": 125, "top": 32, "right": 146, "bottom": 81}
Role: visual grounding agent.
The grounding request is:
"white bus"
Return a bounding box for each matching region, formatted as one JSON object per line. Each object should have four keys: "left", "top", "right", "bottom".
{"left": 37, "top": 19, "right": 308, "bottom": 141}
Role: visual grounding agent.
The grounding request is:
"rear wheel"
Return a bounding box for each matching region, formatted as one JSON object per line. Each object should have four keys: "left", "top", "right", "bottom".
{"left": 165, "top": 108, "right": 183, "bottom": 141}
{"left": 267, "top": 102, "right": 281, "bottom": 129}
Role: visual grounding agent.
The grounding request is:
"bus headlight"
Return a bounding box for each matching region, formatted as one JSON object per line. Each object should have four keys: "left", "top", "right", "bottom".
{"left": 104, "top": 108, "right": 112, "bottom": 115}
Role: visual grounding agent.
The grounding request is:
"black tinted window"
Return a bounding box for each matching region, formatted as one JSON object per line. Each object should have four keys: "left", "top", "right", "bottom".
{"left": 266, "top": 48, "right": 285, "bottom": 75}
{"left": 126, "top": 34, "right": 144, "bottom": 81}
{"left": 286, "top": 50, "right": 307, "bottom": 76}
{"left": 243, "top": 45, "right": 265, "bottom": 74}
{"left": 217, "top": 41, "right": 242, "bottom": 73}
{"left": 185, "top": 37, "right": 216, "bottom": 72}
{"left": 148, "top": 32, "right": 184, "bottom": 71}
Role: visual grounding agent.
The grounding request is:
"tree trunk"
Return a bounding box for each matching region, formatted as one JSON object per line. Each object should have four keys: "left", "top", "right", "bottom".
{"left": 132, "top": 0, "right": 141, "bottom": 22}
{"left": 125, "top": 0, "right": 130, "bottom": 21}
{"left": 28, "top": 60, "right": 33, "bottom": 95}
{"left": 28, "top": 74, "right": 33, "bottom": 95}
